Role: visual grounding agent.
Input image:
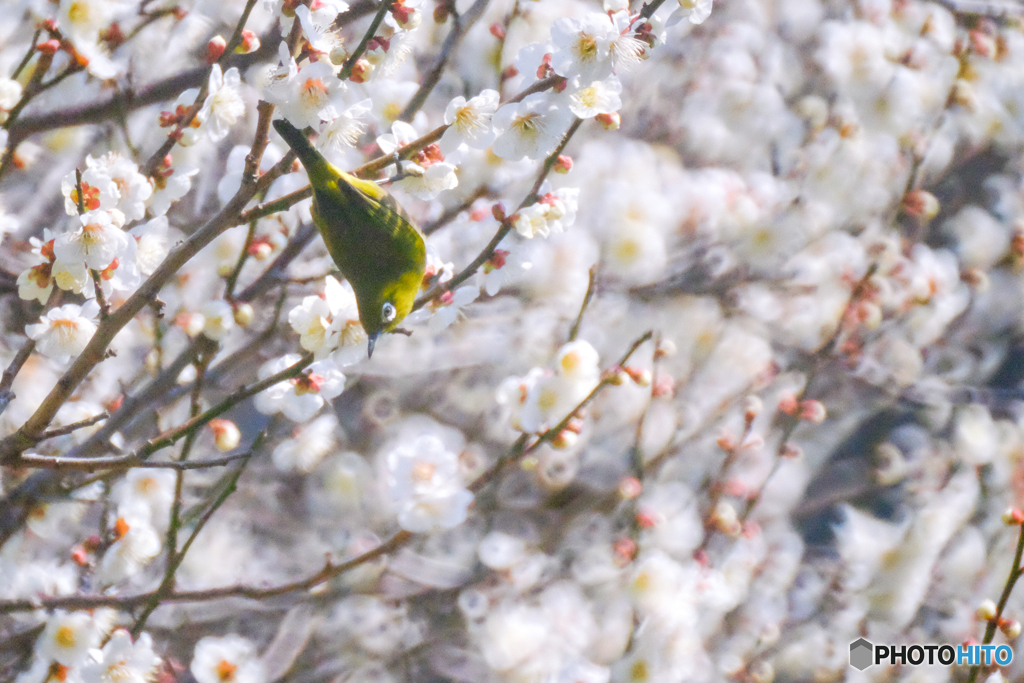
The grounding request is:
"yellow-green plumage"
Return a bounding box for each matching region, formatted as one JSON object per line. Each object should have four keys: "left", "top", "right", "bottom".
{"left": 273, "top": 118, "right": 426, "bottom": 357}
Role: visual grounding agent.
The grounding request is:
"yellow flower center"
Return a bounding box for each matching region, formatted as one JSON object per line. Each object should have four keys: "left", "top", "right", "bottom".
{"left": 67, "top": 0, "right": 91, "bottom": 25}
{"left": 216, "top": 660, "right": 238, "bottom": 682}
{"left": 301, "top": 78, "right": 330, "bottom": 108}
{"left": 512, "top": 112, "right": 541, "bottom": 138}
{"left": 411, "top": 461, "right": 437, "bottom": 482}
{"left": 54, "top": 625, "right": 77, "bottom": 649}
{"left": 575, "top": 34, "right": 598, "bottom": 63}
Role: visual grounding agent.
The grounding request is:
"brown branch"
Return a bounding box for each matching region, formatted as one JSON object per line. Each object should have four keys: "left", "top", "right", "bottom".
{"left": 398, "top": 0, "right": 491, "bottom": 122}
{"left": 0, "top": 331, "right": 652, "bottom": 614}
{"left": 414, "top": 116, "right": 583, "bottom": 310}
{"left": 338, "top": 0, "right": 396, "bottom": 81}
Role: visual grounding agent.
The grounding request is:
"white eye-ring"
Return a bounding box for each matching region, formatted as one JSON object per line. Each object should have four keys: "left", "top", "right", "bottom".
{"left": 382, "top": 302, "right": 397, "bottom": 323}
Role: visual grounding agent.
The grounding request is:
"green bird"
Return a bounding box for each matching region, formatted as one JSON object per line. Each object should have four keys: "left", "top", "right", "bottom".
{"left": 273, "top": 118, "right": 426, "bottom": 358}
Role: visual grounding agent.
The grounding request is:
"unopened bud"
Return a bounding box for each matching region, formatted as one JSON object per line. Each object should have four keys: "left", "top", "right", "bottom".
{"left": 596, "top": 112, "right": 621, "bottom": 130}
{"left": 234, "top": 29, "right": 260, "bottom": 54}
{"left": 37, "top": 39, "right": 60, "bottom": 55}
{"left": 208, "top": 419, "right": 241, "bottom": 451}
{"left": 902, "top": 190, "right": 940, "bottom": 221}
{"left": 554, "top": 154, "right": 573, "bottom": 174}
{"left": 618, "top": 476, "right": 642, "bottom": 500}
{"left": 625, "top": 366, "right": 652, "bottom": 387}
{"left": 233, "top": 303, "right": 254, "bottom": 327}
{"left": 654, "top": 338, "right": 677, "bottom": 358}
{"left": 950, "top": 79, "right": 977, "bottom": 110}
{"left": 330, "top": 46, "right": 349, "bottom": 65}
{"left": 1002, "top": 619, "right": 1022, "bottom": 639}
{"left": 433, "top": 2, "right": 450, "bottom": 22}
{"left": 489, "top": 22, "right": 506, "bottom": 39}
{"left": 777, "top": 392, "right": 799, "bottom": 415}
{"left": 612, "top": 536, "right": 637, "bottom": 567}
{"left": 652, "top": 371, "right": 674, "bottom": 398}
{"left": 551, "top": 429, "right": 578, "bottom": 450}
{"left": 207, "top": 35, "right": 227, "bottom": 64}
{"left": 798, "top": 400, "right": 827, "bottom": 423}
{"left": 1002, "top": 507, "right": 1024, "bottom": 525}
{"left": 716, "top": 429, "right": 737, "bottom": 451}
{"left": 977, "top": 599, "right": 998, "bottom": 622}
{"left": 780, "top": 443, "right": 803, "bottom": 459}
{"left": 635, "top": 509, "right": 660, "bottom": 528}
{"left": 349, "top": 58, "right": 373, "bottom": 83}
{"left": 491, "top": 203, "right": 507, "bottom": 222}
{"left": 743, "top": 395, "right": 763, "bottom": 422}
{"left": 711, "top": 501, "right": 742, "bottom": 538}
{"left": 961, "top": 267, "right": 989, "bottom": 292}
{"left": 749, "top": 660, "right": 775, "bottom": 683}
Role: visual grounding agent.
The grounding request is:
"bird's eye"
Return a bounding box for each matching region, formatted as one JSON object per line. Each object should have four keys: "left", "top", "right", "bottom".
{"left": 382, "top": 302, "right": 397, "bottom": 323}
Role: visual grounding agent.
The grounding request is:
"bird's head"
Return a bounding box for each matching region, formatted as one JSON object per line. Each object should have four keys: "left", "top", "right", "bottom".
{"left": 359, "top": 274, "right": 420, "bottom": 358}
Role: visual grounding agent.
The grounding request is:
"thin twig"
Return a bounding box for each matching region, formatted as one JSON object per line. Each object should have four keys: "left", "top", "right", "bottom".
{"left": 568, "top": 266, "right": 597, "bottom": 342}
{"left": 415, "top": 116, "right": 583, "bottom": 309}
{"left": 967, "top": 522, "right": 1024, "bottom": 683}
{"left": 0, "top": 332, "right": 652, "bottom": 614}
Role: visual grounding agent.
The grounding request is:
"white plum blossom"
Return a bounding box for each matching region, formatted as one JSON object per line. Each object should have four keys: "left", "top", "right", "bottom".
{"left": 62, "top": 166, "right": 119, "bottom": 216}
{"left": 267, "top": 56, "right": 344, "bottom": 129}
{"left": 427, "top": 285, "right": 479, "bottom": 332}
{"left": 672, "top": 0, "right": 714, "bottom": 24}
{"left": 288, "top": 276, "right": 365, "bottom": 364}
{"left": 397, "top": 160, "right": 459, "bottom": 200}
{"left": 296, "top": 3, "right": 347, "bottom": 55}
{"left": 148, "top": 165, "right": 198, "bottom": 216}
{"left": 440, "top": 89, "right": 500, "bottom": 154}
{"left": 198, "top": 65, "right": 246, "bottom": 143}
{"left": 550, "top": 13, "right": 620, "bottom": 83}
{"left": 54, "top": 208, "right": 129, "bottom": 272}
{"left": 376, "top": 119, "right": 419, "bottom": 157}
{"left": 513, "top": 186, "right": 579, "bottom": 239}
{"left": 316, "top": 99, "right": 373, "bottom": 160}
{"left": 83, "top": 152, "right": 153, "bottom": 221}
{"left": 26, "top": 300, "right": 100, "bottom": 362}
{"left": 80, "top": 630, "right": 161, "bottom": 683}
{"left": 129, "top": 216, "right": 171, "bottom": 276}
{"left": 479, "top": 244, "right": 532, "bottom": 296}
{"left": 191, "top": 634, "right": 267, "bottom": 683}
{"left": 385, "top": 434, "right": 474, "bottom": 532}
{"left": 497, "top": 340, "right": 600, "bottom": 433}
{"left": 97, "top": 511, "right": 162, "bottom": 585}
{"left": 565, "top": 77, "right": 622, "bottom": 119}
{"left": 0, "top": 77, "right": 22, "bottom": 111}
{"left": 492, "top": 94, "right": 574, "bottom": 161}
{"left": 201, "top": 300, "right": 236, "bottom": 341}
{"left": 254, "top": 354, "right": 346, "bottom": 421}
{"left": 37, "top": 610, "right": 102, "bottom": 666}
{"left": 272, "top": 413, "right": 339, "bottom": 472}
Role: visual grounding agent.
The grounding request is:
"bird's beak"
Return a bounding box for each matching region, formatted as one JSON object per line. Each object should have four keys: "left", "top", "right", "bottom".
{"left": 367, "top": 331, "right": 381, "bottom": 358}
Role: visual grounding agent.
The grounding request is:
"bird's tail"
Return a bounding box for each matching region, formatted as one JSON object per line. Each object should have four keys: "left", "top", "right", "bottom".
{"left": 273, "top": 118, "right": 333, "bottom": 182}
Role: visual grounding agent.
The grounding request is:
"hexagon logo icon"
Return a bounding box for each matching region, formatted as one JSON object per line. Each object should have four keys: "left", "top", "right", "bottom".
{"left": 850, "top": 638, "right": 874, "bottom": 670}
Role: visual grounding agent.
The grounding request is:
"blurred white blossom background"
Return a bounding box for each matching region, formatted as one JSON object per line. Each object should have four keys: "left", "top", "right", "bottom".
{"left": 1, "top": 0, "right": 1024, "bottom": 681}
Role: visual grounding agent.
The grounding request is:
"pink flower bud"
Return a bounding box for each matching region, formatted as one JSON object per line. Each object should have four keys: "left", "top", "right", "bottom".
{"left": 207, "top": 35, "right": 227, "bottom": 64}
{"left": 349, "top": 58, "right": 372, "bottom": 83}
{"left": 596, "top": 112, "right": 621, "bottom": 130}
{"left": 489, "top": 22, "right": 506, "bottom": 39}
{"left": 554, "top": 155, "right": 573, "bottom": 174}
{"left": 902, "top": 190, "right": 940, "bottom": 221}
{"left": 37, "top": 39, "right": 60, "bottom": 55}
{"left": 798, "top": 400, "right": 827, "bottom": 423}
{"left": 208, "top": 419, "right": 241, "bottom": 451}
{"left": 235, "top": 29, "right": 260, "bottom": 55}
{"left": 618, "top": 476, "right": 642, "bottom": 500}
